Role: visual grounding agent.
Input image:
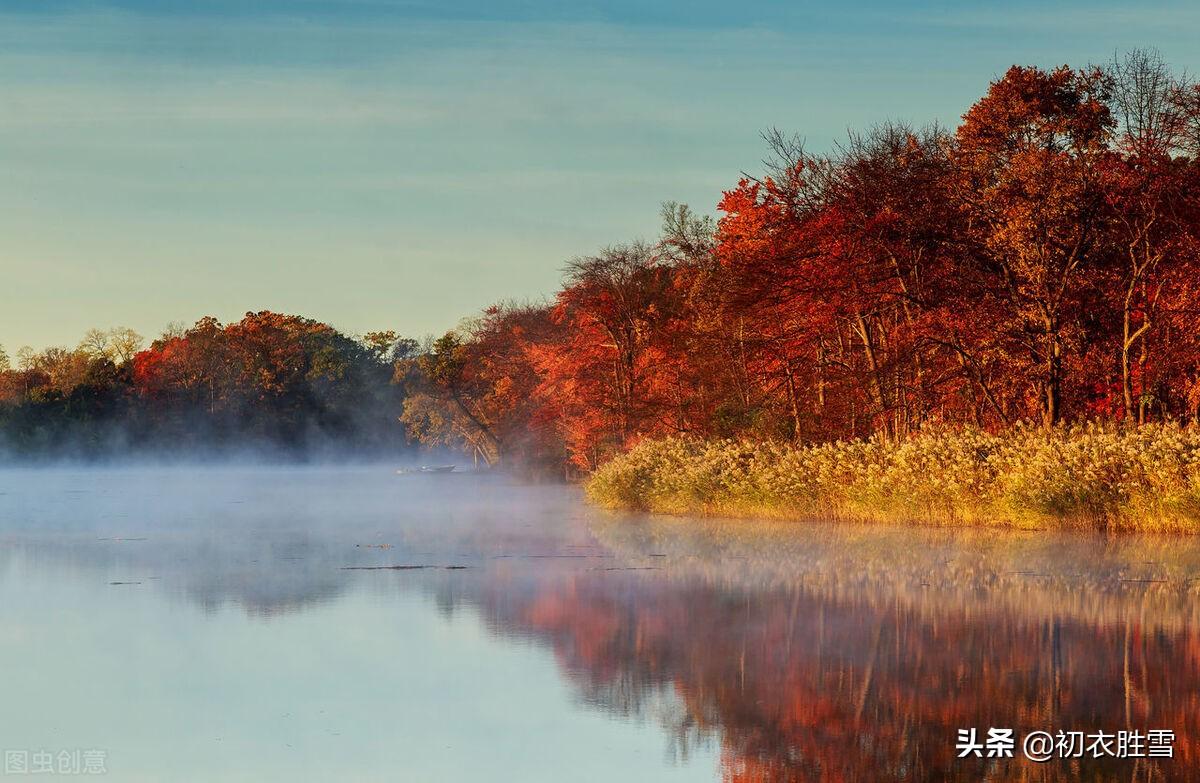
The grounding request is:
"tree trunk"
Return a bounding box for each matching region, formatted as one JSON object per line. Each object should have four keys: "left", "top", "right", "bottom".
{"left": 783, "top": 358, "right": 803, "bottom": 440}
{"left": 1042, "top": 320, "right": 1062, "bottom": 429}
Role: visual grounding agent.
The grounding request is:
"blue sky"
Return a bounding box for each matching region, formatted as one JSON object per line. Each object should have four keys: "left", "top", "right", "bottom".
{"left": 2, "top": 0, "right": 1198, "bottom": 351}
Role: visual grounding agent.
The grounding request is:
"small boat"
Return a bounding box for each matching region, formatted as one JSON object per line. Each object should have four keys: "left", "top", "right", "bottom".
{"left": 396, "top": 465, "right": 457, "bottom": 475}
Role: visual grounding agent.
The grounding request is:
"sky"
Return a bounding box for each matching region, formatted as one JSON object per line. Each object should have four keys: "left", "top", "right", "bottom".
{"left": 1, "top": 0, "right": 1199, "bottom": 352}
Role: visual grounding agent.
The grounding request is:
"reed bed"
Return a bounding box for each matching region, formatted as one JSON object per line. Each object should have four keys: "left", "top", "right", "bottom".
{"left": 586, "top": 423, "right": 1200, "bottom": 532}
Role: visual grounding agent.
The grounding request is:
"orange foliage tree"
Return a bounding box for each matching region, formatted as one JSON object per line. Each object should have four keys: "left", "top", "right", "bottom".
{"left": 405, "top": 52, "right": 1200, "bottom": 472}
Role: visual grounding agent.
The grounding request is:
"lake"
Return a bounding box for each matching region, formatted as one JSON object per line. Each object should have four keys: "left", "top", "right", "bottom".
{"left": 0, "top": 468, "right": 1197, "bottom": 781}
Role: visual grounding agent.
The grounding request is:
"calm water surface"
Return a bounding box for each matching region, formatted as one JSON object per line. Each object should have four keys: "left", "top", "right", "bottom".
{"left": 0, "top": 468, "right": 1197, "bottom": 782}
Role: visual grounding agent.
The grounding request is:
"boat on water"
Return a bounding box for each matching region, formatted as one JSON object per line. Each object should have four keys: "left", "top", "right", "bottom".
{"left": 396, "top": 465, "right": 457, "bottom": 475}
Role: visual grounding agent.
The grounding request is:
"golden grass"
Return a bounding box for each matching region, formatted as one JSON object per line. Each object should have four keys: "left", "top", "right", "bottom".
{"left": 585, "top": 423, "right": 1200, "bottom": 532}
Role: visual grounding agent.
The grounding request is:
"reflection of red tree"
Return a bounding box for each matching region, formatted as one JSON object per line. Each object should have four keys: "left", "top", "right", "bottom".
{"left": 479, "top": 574, "right": 1200, "bottom": 782}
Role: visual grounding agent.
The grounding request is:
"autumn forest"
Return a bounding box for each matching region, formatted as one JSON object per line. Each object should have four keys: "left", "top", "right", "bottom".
{"left": 3, "top": 53, "right": 1200, "bottom": 471}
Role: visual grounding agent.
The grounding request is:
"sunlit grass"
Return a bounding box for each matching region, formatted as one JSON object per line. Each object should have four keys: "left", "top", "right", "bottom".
{"left": 586, "top": 423, "right": 1200, "bottom": 532}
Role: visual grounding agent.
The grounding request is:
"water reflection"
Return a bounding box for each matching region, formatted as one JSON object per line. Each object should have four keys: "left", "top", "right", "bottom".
{"left": 1, "top": 469, "right": 1198, "bottom": 781}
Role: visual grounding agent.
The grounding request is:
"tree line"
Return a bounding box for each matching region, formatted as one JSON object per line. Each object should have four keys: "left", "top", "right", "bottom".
{"left": 402, "top": 52, "right": 1200, "bottom": 473}
{"left": 0, "top": 313, "right": 414, "bottom": 460}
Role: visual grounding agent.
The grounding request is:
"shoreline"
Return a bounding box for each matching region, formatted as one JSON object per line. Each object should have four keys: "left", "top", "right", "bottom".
{"left": 592, "top": 502, "right": 1200, "bottom": 536}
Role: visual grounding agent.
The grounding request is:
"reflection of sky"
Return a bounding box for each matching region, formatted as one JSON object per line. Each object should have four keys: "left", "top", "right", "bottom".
{"left": 0, "top": 568, "right": 713, "bottom": 782}
{"left": 2, "top": 1, "right": 1198, "bottom": 350}
{"left": 0, "top": 469, "right": 713, "bottom": 781}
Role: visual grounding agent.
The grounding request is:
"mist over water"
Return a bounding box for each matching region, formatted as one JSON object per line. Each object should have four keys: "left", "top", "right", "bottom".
{"left": 1, "top": 467, "right": 1198, "bottom": 781}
